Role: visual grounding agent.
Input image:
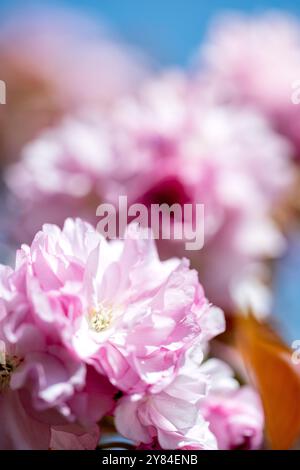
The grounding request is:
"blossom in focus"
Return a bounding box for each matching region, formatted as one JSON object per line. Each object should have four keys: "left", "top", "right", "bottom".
{"left": 115, "top": 354, "right": 218, "bottom": 450}
{"left": 115, "top": 355, "right": 264, "bottom": 450}
{"left": 198, "top": 12, "right": 300, "bottom": 157}
{"left": 27, "top": 218, "right": 224, "bottom": 393}
{"left": 0, "top": 218, "right": 225, "bottom": 448}
{"left": 115, "top": 383, "right": 217, "bottom": 450}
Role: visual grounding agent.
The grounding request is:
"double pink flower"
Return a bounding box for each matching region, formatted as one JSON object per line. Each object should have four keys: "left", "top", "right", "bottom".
{"left": 0, "top": 219, "right": 263, "bottom": 449}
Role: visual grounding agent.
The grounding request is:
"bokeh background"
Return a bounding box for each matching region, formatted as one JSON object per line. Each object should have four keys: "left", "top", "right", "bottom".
{"left": 1, "top": 0, "right": 300, "bottom": 65}
{"left": 0, "top": 1, "right": 300, "bottom": 354}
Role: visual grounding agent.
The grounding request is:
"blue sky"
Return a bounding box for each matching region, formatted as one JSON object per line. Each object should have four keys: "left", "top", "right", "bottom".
{"left": 1, "top": 0, "right": 300, "bottom": 64}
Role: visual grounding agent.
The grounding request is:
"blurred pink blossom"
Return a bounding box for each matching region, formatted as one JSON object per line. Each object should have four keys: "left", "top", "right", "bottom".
{"left": 109, "top": 73, "right": 292, "bottom": 310}
{"left": 5, "top": 117, "right": 114, "bottom": 239}
{"left": 0, "top": 7, "right": 149, "bottom": 166}
{"left": 199, "top": 12, "right": 300, "bottom": 157}
{"left": 6, "top": 72, "right": 293, "bottom": 310}
{"left": 199, "top": 359, "right": 264, "bottom": 449}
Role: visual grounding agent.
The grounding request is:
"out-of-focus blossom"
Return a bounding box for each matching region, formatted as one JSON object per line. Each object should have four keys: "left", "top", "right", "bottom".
{"left": 6, "top": 72, "right": 293, "bottom": 309}
{"left": 110, "top": 71, "right": 292, "bottom": 216}
{"left": 0, "top": 8, "right": 149, "bottom": 167}
{"left": 50, "top": 425, "right": 101, "bottom": 450}
{"left": 231, "top": 263, "right": 272, "bottom": 319}
{"left": 199, "top": 359, "right": 264, "bottom": 450}
{"left": 198, "top": 12, "right": 300, "bottom": 158}
{"left": 114, "top": 73, "right": 293, "bottom": 307}
{"left": 201, "top": 387, "right": 264, "bottom": 450}
{"left": 0, "top": 218, "right": 224, "bottom": 448}
{"left": 5, "top": 117, "right": 114, "bottom": 239}
{"left": 112, "top": 73, "right": 292, "bottom": 310}
{"left": 0, "top": 337, "right": 111, "bottom": 449}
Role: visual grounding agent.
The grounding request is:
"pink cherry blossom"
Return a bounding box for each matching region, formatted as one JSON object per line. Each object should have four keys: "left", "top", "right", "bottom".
{"left": 114, "top": 354, "right": 217, "bottom": 450}
{"left": 199, "top": 12, "right": 300, "bottom": 157}
{"left": 25, "top": 218, "right": 224, "bottom": 392}
{"left": 108, "top": 73, "right": 292, "bottom": 309}
{"left": 199, "top": 358, "right": 264, "bottom": 450}
{"left": 5, "top": 117, "right": 115, "bottom": 241}
{"left": 115, "top": 354, "right": 264, "bottom": 450}
{"left": 115, "top": 391, "right": 217, "bottom": 450}
{"left": 6, "top": 71, "right": 292, "bottom": 310}
{"left": 0, "top": 7, "right": 149, "bottom": 167}
{"left": 0, "top": 337, "right": 111, "bottom": 449}
{"left": 0, "top": 218, "right": 224, "bottom": 448}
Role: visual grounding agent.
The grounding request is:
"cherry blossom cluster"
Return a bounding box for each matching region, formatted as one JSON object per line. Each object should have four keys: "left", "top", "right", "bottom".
{"left": 0, "top": 219, "right": 263, "bottom": 449}
{"left": 6, "top": 72, "right": 293, "bottom": 310}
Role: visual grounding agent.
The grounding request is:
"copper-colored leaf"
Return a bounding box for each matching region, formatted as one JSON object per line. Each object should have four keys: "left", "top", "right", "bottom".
{"left": 235, "top": 314, "right": 300, "bottom": 449}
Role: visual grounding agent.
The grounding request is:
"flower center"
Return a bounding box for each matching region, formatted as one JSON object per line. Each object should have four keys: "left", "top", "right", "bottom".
{"left": 89, "top": 303, "right": 114, "bottom": 333}
{"left": 0, "top": 355, "right": 22, "bottom": 393}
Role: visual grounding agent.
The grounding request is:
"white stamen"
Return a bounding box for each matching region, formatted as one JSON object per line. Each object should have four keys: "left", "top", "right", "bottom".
{"left": 89, "top": 303, "right": 114, "bottom": 333}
